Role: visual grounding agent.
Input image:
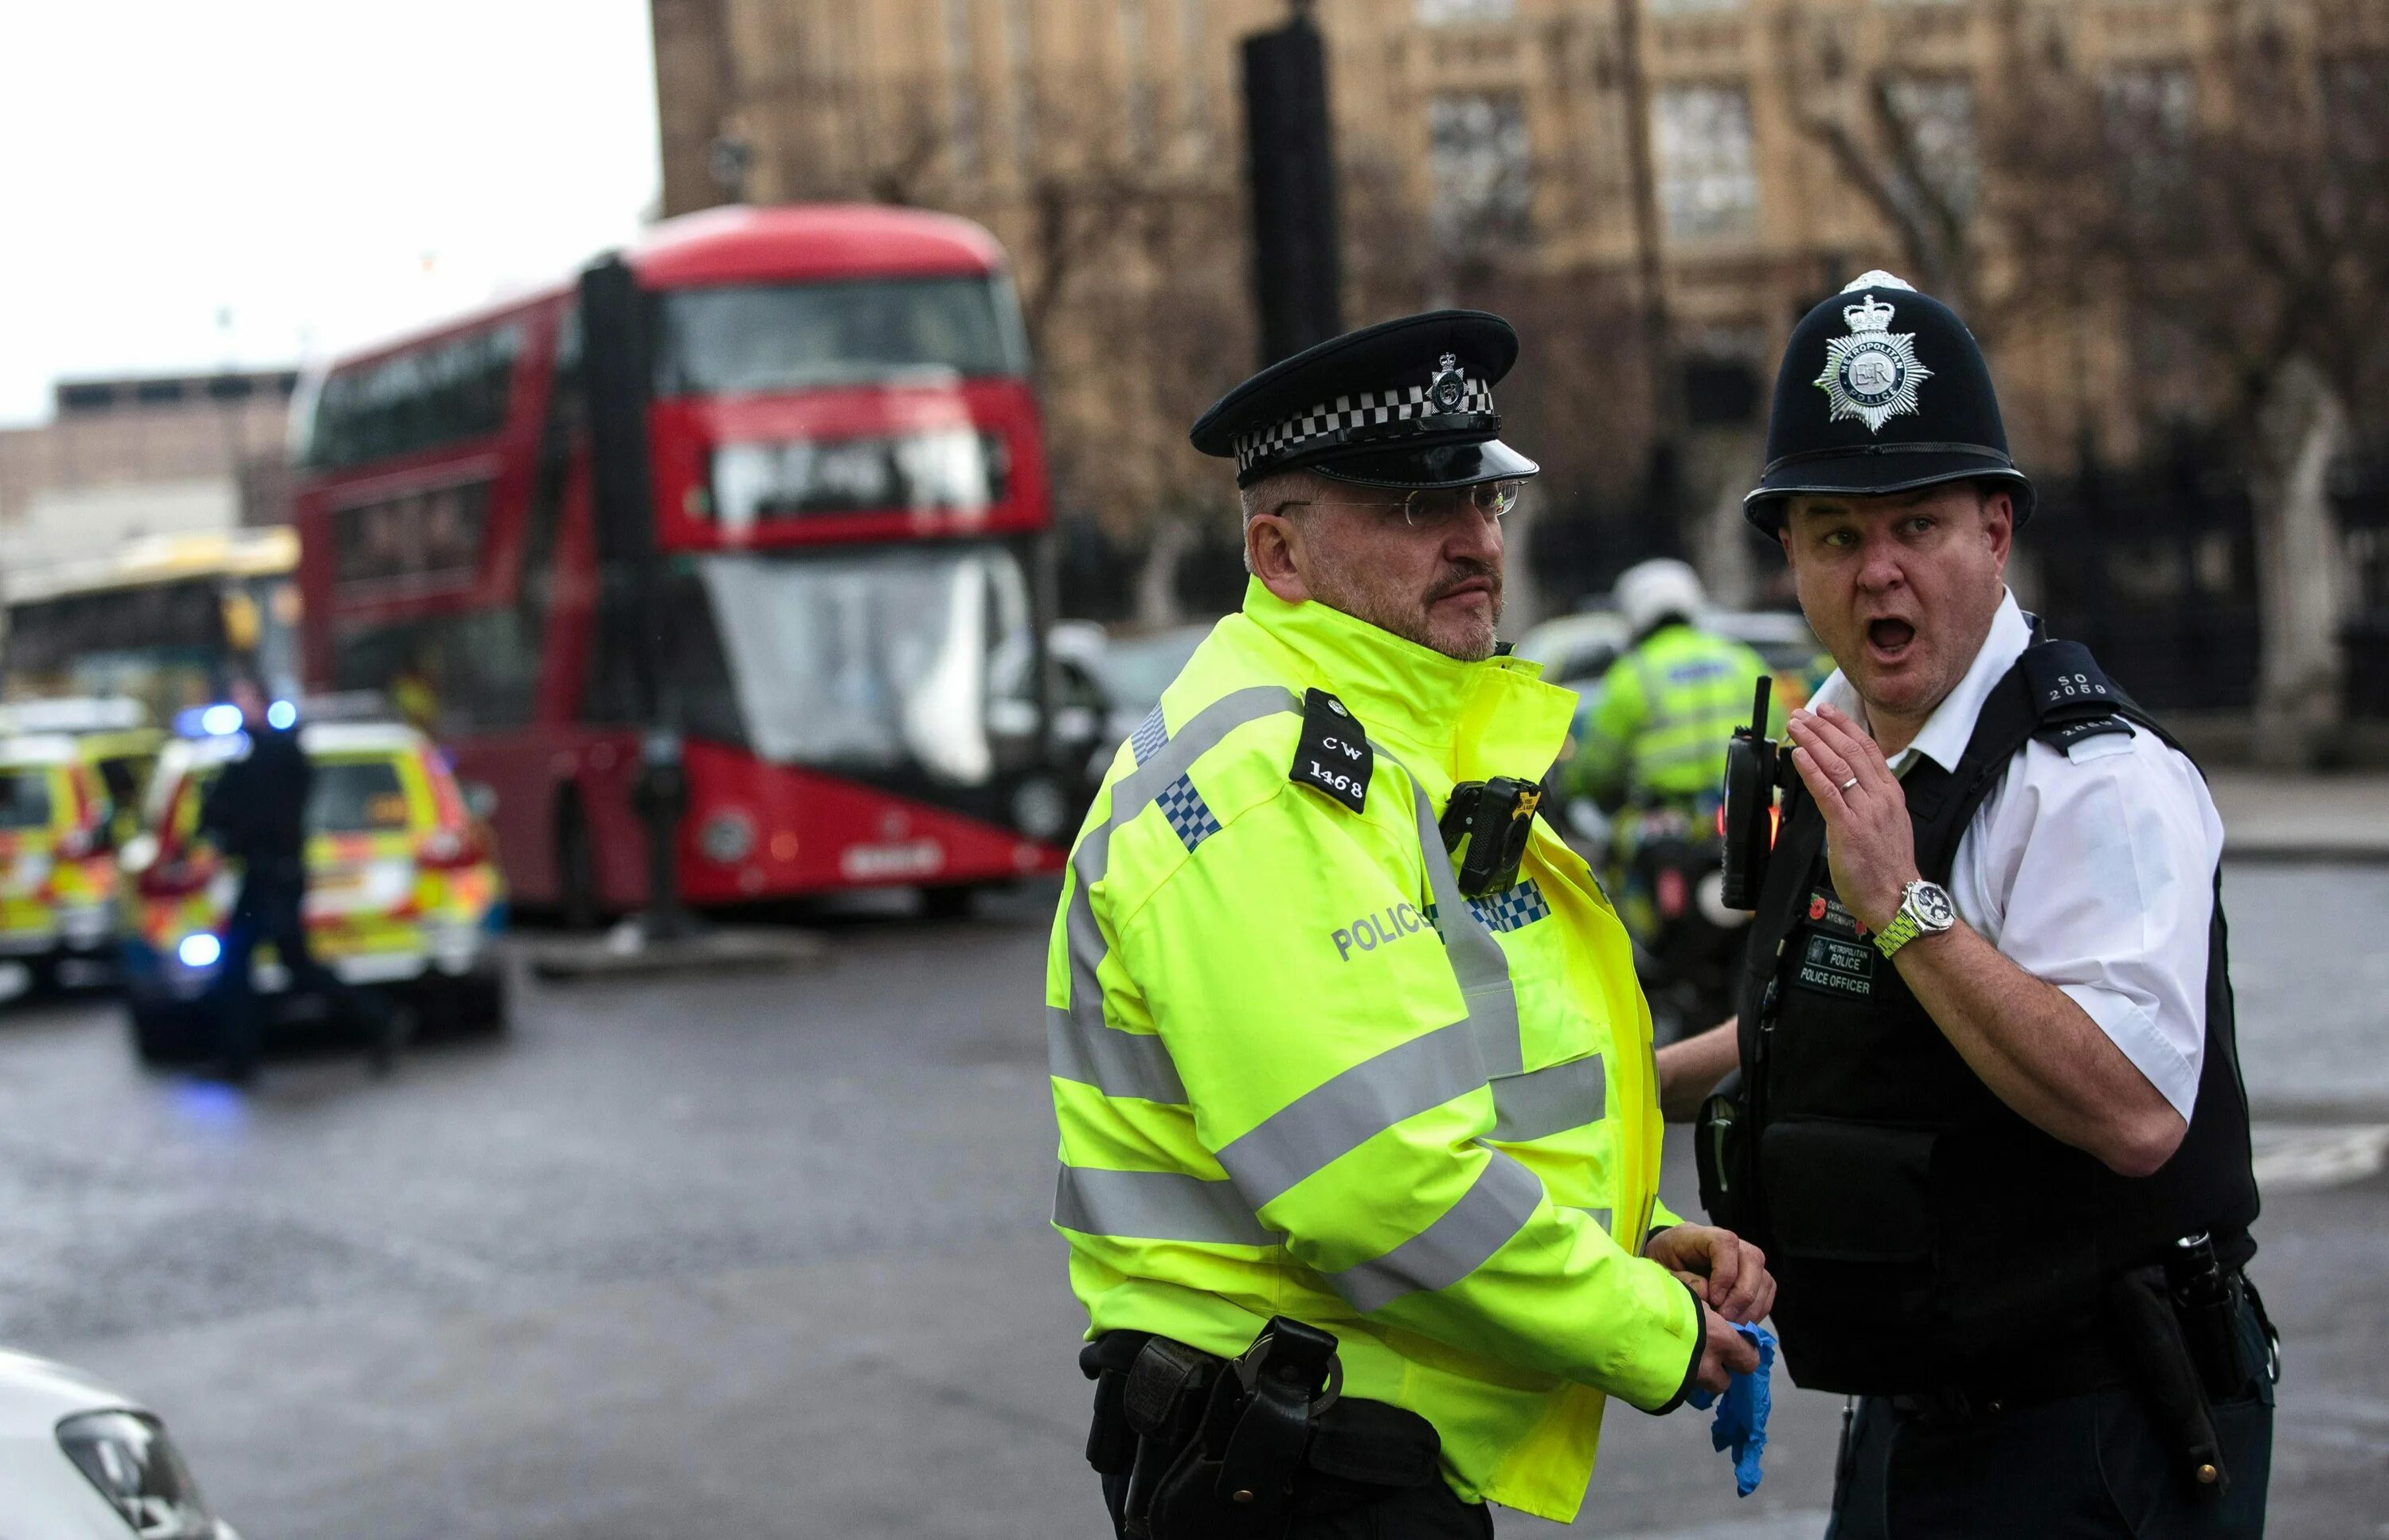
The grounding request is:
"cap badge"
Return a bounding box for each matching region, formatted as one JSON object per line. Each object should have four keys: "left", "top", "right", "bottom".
{"left": 1814, "top": 292, "right": 1933, "bottom": 434}
{"left": 1429, "top": 353, "right": 1467, "bottom": 413}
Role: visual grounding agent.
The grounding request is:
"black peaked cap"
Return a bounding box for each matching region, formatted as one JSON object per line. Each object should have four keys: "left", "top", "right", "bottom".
{"left": 1191, "top": 310, "right": 1539, "bottom": 491}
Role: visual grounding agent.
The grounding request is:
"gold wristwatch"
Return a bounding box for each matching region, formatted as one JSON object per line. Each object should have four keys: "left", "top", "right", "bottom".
{"left": 1873, "top": 879, "right": 1956, "bottom": 959}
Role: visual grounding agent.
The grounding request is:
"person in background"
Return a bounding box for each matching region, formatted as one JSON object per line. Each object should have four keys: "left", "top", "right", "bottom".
{"left": 200, "top": 678, "right": 406, "bottom": 1084}
{"left": 1566, "top": 559, "right": 1773, "bottom": 818}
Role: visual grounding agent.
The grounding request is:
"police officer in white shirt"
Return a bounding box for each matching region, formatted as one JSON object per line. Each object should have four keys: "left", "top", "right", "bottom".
{"left": 1662, "top": 272, "right": 2273, "bottom": 1538}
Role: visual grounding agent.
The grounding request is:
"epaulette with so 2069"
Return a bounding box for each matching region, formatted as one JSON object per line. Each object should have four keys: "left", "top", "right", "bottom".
{"left": 2017, "top": 639, "right": 2139, "bottom": 754}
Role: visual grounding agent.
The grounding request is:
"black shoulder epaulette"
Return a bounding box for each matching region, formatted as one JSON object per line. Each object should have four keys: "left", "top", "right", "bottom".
{"left": 1290, "top": 688, "right": 1371, "bottom": 814}
{"left": 2016, "top": 639, "right": 2137, "bottom": 753}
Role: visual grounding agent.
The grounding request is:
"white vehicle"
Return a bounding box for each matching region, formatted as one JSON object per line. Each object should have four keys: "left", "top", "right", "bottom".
{"left": 0, "top": 1346, "right": 237, "bottom": 1538}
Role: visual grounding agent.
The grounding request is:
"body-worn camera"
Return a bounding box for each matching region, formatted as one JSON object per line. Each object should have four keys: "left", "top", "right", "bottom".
{"left": 1720, "top": 677, "right": 1795, "bottom": 910}
{"left": 1440, "top": 777, "right": 1542, "bottom": 897}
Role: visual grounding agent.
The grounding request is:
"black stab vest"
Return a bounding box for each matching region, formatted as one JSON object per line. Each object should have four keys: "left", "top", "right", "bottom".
{"left": 1733, "top": 635, "right": 2260, "bottom": 1396}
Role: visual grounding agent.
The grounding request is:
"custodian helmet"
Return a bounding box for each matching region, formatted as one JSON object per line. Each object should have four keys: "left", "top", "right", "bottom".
{"left": 1743, "top": 271, "right": 2033, "bottom": 534}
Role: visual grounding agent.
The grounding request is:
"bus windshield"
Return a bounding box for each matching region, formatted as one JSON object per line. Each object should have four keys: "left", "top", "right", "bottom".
{"left": 651, "top": 276, "right": 1026, "bottom": 397}
{"left": 678, "top": 545, "right": 1034, "bottom": 785}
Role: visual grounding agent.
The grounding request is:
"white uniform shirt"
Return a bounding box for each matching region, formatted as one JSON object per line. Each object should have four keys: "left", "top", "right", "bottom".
{"left": 1810, "top": 590, "right": 2225, "bottom": 1122}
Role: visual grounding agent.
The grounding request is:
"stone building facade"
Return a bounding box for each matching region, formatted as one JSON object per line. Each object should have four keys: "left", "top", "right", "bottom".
{"left": 648, "top": 0, "right": 2384, "bottom": 620}
{"left": 0, "top": 371, "right": 299, "bottom": 573}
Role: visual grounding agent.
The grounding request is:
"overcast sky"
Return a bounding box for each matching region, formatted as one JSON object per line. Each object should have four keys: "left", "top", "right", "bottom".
{"left": 0, "top": 1, "right": 660, "bottom": 427}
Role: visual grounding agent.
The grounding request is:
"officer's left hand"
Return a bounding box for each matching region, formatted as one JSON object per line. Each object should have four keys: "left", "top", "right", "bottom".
{"left": 1785, "top": 703, "right": 1918, "bottom": 934}
{"left": 1644, "top": 1225, "right": 1776, "bottom": 1324}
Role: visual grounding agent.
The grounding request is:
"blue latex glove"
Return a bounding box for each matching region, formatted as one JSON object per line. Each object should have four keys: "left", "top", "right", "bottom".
{"left": 1684, "top": 1323, "right": 1775, "bottom": 1497}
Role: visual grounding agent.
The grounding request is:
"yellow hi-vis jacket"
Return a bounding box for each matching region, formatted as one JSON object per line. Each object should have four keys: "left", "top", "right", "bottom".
{"left": 1570, "top": 623, "right": 1774, "bottom": 811}
{"left": 1047, "top": 580, "right": 1703, "bottom": 1522}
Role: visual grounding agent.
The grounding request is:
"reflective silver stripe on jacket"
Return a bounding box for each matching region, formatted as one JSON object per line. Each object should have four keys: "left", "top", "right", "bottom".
{"left": 1055, "top": 695, "right": 1609, "bottom": 1292}
{"left": 1048, "top": 686, "right": 1300, "bottom": 1103}
{"left": 1327, "top": 1150, "right": 1546, "bottom": 1312}
{"left": 1391, "top": 756, "right": 1523, "bottom": 1078}
{"left": 1218, "top": 1018, "right": 1488, "bottom": 1209}
{"left": 1054, "top": 1165, "right": 1281, "bottom": 1248}
{"left": 1046, "top": 1006, "right": 1185, "bottom": 1106}
{"left": 1214, "top": 1033, "right": 1607, "bottom": 1210}
{"left": 1489, "top": 1054, "right": 1605, "bottom": 1143}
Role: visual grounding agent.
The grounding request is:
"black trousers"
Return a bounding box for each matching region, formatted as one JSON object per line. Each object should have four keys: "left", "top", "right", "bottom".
{"left": 1828, "top": 1303, "right": 2274, "bottom": 1539}
{"left": 214, "top": 873, "right": 393, "bottom": 1076}
{"left": 1098, "top": 1468, "right": 1493, "bottom": 1540}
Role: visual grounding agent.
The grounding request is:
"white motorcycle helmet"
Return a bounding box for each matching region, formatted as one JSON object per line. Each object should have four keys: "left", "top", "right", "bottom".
{"left": 1614, "top": 558, "right": 1707, "bottom": 637}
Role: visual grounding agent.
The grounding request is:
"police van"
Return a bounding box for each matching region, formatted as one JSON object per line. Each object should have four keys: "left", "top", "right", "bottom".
{"left": 116, "top": 706, "right": 508, "bottom": 1063}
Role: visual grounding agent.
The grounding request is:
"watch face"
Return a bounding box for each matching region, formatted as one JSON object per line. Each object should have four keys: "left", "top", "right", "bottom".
{"left": 1910, "top": 882, "right": 1956, "bottom": 929}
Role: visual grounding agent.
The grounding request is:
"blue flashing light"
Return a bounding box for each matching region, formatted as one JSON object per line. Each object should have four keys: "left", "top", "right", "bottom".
{"left": 265, "top": 699, "right": 297, "bottom": 730}
{"left": 177, "top": 932, "right": 224, "bottom": 969}
{"left": 172, "top": 1079, "right": 250, "bottom": 1123}
{"left": 198, "top": 704, "right": 244, "bottom": 737}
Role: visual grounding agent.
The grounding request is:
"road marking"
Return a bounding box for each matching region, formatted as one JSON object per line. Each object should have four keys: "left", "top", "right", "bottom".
{"left": 2250, "top": 1124, "right": 2389, "bottom": 1194}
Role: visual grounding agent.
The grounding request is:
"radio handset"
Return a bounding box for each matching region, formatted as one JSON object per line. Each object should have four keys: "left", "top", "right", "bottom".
{"left": 1719, "top": 676, "right": 1793, "bottom": 911}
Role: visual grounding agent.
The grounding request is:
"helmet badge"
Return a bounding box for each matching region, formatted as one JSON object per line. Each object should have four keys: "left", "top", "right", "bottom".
{"left": 1428, "top": 352, "right": 1467, "bottom": 413}
{"left": 1814, "top": 291, "right": 1933, "bottom": 434}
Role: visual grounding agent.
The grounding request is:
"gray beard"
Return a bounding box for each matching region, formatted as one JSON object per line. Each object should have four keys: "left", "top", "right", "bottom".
{"left": 1312, "top": 583, "right": 1501, "bottom": 663}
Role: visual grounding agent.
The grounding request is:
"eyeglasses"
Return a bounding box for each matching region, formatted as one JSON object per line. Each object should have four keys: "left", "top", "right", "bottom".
{"left": 1278, "top": 479, "right": 1526, "bottom": 527}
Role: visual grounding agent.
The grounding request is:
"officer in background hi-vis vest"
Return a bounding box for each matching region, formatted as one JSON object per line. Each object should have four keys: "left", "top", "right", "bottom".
{"left": 1049, "top": 311, "right": 1773, "bottom": 1540}
{"left": 1569, "top": 559, "right": 1773, "bottom": 817}
{"left": 1662, "top": 272, "right": 2274, "bottom": 1538}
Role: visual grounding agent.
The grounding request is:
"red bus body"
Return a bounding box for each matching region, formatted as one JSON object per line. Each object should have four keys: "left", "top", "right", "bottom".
{"left": 292, "top": 206, "right": 1069, "bottom": 913}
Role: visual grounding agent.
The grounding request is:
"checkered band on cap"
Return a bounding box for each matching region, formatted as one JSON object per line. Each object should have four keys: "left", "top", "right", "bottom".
{"left": 1233, "top": 376, "right": 1497, "bottom": 475}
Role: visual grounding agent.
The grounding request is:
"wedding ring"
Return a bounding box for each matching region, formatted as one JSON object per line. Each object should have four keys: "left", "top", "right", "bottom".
{"left": 1839, "top": 776, "right": 1859, "bottom": 791}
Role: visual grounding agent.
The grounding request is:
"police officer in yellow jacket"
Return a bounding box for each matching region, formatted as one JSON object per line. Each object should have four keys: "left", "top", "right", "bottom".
{"left": 1570, "top": 559, "right": 1773, "bottom": 816}
{"left": 1049, "top": 311, "right": 1772, "bottom": 1539}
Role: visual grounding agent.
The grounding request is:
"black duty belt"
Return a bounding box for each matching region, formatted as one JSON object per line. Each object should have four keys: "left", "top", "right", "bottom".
{"left": 1886, "top": 1331, "right": 2128, "bottom": 1423}
{"left": 1080, "top": 1322, "right": 1442, "bottom": 1540}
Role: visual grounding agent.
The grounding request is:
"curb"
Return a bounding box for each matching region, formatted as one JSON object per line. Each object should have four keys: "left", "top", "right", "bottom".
{"left": 522, "top": 927, "right": 828, "bottom": 982}
{"left": 2222, "top": 842, "right": 2389, "bottom": 865}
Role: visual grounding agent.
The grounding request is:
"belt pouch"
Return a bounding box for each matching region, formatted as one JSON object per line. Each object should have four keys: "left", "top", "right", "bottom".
{"left": 1148, "top": 1317, "right": 1338, "bottom": 1540}
{"left": 1087, "top": 1366, "right": 1136, "bottom": 1476}
{"left": 2106, "top": 1265, "right": 2229, "bottom": 1503}
{"left": 1695, "top": 1090, "right": 1746, "bottom": 1233}
{"left": 1123, "top": 1339, "right": 1217, "bottom": 1531}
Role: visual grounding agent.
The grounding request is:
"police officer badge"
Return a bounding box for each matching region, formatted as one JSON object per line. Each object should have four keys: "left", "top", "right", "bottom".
{"left": 1814, "top": 277, "right": 1933, "bottom": 434}
{"left": 1428, "top": 353, "right": 1467, "bottom": 413}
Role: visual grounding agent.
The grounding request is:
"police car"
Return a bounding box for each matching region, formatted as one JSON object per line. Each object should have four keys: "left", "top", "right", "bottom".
{"left": 0, "top": 732, "right": 133, "bottom": 988}
{"left": 0, "top": 1344, "right": 240, "bottom": 1538}
{"left": 116, "top": 708, "right": 507, "bottom": 1063}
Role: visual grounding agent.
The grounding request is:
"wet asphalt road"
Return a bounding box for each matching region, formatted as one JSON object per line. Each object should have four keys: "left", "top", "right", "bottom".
{"left": 0, "top": 865, "right": 2380, "bottom": 1539}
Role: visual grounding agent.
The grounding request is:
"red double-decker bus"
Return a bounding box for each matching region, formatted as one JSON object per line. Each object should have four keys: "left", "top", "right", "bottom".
{"left": 290, "top": 205, "right": 1072, "bottom": 920}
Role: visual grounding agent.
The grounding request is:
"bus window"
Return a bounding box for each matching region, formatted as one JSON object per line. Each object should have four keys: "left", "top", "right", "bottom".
{"left": 303, "top": 323, "right": 523, "bottom": 469}
{"left": 682, "top": 543, "right": 1032, "bottom": 784}
{"left": 650, "top": 276, "right": 1026, "bottom": 397}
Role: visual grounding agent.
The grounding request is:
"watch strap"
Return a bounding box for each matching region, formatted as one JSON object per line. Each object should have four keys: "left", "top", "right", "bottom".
{"left": 1874, "top": 907, "right": 1922, "bottom": 959}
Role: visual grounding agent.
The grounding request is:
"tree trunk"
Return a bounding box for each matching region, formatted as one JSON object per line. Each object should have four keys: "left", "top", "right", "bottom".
{"left": 2250, "top": 358, "right": 2348, "bottom": 771}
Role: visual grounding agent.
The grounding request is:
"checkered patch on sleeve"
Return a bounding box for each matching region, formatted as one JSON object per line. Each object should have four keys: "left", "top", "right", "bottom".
{"left": 1155, "top": 774, "right": 1222, "bottom": 853}
{"left": 1468, "top": 879, "right": 1551, "bottom": 934}
{"left": 1233, "top": 376, "right": 1497, "bottom": 475}
{"left": 1127, "top": 706, "right": 1169, "bottom": 767}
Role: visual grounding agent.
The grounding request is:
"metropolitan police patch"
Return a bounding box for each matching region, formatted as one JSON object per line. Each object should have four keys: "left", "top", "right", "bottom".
{"left": 1813, "top": 277, "right": 1933, "bottom": 435}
